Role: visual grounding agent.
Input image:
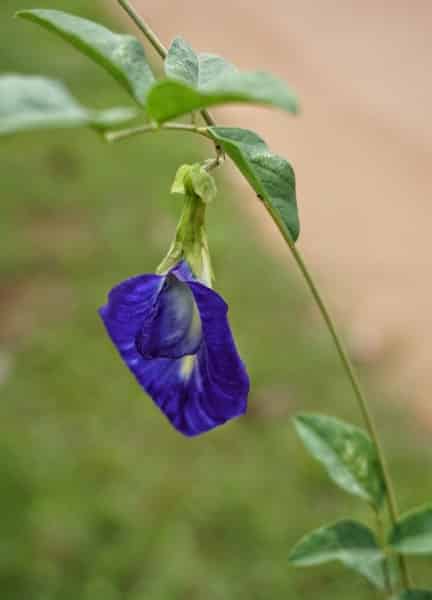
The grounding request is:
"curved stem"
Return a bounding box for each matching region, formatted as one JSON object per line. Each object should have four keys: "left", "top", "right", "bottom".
{"left": 117, "top": 0, "right": 165, "bottom": 59}
{"left": 117, "top": 0, "right": 411, "bottom": 590}
{"left": 105, "top": 122, "right": 211, "bottom": 143}
{"left": 262, "top": 201, "right": 411, "bottom": 590}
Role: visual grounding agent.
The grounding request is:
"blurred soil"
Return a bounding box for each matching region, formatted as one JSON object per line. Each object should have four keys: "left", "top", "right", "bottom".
{"left": 118, "top": 0, "right": 432, "bottom": 422}
{"left": 0, "top": 276, "right": 74, "bottom": 344}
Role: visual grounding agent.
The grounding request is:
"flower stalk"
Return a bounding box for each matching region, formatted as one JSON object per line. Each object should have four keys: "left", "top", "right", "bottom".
{"left": 266, "top": 205, "right": 411, "bottom": 591}
{"left": 105, "top": 122, "right": 210, "bottom": 143}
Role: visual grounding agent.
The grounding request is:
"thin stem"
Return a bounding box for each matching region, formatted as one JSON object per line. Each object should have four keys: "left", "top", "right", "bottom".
{"left": 116, "top": 0, "right": 216, "bottom": 128}
{"left": 262, "top": 201, "right": 411, "bottom": 590}
{"left": 117, "top": 0, "right": 165, "bottom": 58}
{"left": 105, "top": 122, "right": 211, "bottom": 143}
{"left": 376, "top": 513, "right": 393, "bottom": 595}
{"left": 116, "top": 2, "right": 411, "bottom": 590}
{"left": 203, "top": 154, "right": 225, "bottom": 172}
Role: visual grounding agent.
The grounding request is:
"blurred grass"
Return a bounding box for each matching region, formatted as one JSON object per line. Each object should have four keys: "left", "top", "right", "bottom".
{"left": 1, "top": 0, "right": 431, "bottom": 598}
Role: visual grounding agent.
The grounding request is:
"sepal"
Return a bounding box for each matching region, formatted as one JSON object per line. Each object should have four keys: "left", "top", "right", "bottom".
{"left": 158, "top": 164, "right": 215, "bottom": 286}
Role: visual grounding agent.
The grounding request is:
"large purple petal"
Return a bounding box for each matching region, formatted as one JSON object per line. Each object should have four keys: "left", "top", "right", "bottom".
{"left": 186, "top": 281, "right": 249, "bottom": 424}
{"left": 99, "top": 263, "right": 249, "bottom": 436}
{"left": 99, "top": 273, "right": 163, "bottom": 348}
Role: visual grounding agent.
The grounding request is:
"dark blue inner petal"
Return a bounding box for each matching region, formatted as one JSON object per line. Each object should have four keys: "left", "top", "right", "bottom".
{"left": 135, "top": 273, "right": 202, "bottom": 359}
{"left": 171, "top": 260, "right": 195, "bottom": 282}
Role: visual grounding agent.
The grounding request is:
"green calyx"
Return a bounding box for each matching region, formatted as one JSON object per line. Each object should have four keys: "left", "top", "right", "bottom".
{"left": 156, "top": 163, "right": 216, "bottom": 286}
{"left": 171, "top": 163, "right": 217, "bottom": 203}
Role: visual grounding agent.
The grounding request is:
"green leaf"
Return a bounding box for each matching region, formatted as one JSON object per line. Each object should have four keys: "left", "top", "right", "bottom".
{"left": 16, "top": 9, "right": 154, "bottom": 105}
{"left": 207, "top": 127, "right": 299, "bottom": 241}
{"left": 392, "top": 592, "right": 432, "bottom": 600}
{"left": 289, "top": 520, "right": 386, "bottom": 588}
{"left": 389, "top": 505, "right": 432, "bottom": 555}
{"left": 157, "top": 36, "right": 298, "bottom": 121}
{"left": 165, "top": 36, "right": 236, "bottom": 88}
{"left": 0, "top": 75, "right": 136, "bottom": 136}
{"left": 294, "top": 414, "right": 386, "bottom": 509}
{"left": 146, "top": 72, "right": 299, "bottom": 123}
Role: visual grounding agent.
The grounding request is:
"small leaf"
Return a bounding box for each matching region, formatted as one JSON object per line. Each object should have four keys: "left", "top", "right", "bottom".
{"left": 389, "top": 505, "right": 432, "bottom": 555}
{"left": 294, "top": 413, "right": 385, "bottom": 509}
{"left": 207, "top": 127, "right": 299, "bottom": 240}
{"left": 165, "top": 37, "right": 236, "bottom": 88}
{"left": 159, "top": 37, "right": 297, "bottom": 121}
{"left": 146, "top": 72, "right": 299, "bottom": 123}
{"left": 289, "top": 520, "right": 386, "bottom": 588}
{"left": 392, "top": 592, "right": 432, "bottom": 600}
{"left": 16, "top": 9, "right": 154, "bottom": 105}
{"left": 0, "top": 75, "right": 136, "bottom": 136}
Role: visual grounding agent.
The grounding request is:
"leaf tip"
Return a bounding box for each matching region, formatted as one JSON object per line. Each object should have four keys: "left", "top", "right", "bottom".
{"left": 287, "top": 545, "right": 302, "bottom": 565}
{"left": 14, "top": 9, "right": 35, "bottom": 20}
{"left": 292, "top": 412, "right": 313, "bottom": 428}
{"left": 291, "top": 97, "right": 301, "bottom": 115}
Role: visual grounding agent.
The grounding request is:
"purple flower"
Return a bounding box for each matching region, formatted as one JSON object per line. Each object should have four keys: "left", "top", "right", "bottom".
{"left": 99, "top": 260, "right": 249, "bottom": 436}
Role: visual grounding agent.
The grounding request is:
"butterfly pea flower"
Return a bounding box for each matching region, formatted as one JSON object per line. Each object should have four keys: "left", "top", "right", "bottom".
{"left": 99, "top": 164, "right": 249, "bottom": 436}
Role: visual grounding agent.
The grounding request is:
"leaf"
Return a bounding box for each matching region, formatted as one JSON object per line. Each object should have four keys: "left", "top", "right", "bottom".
{"left": 294, "top": 414, "right": 385, "bottom": 509}
{"left": 0, "top": 75, "right": 136, "bottom": 136}
{"left": 289, "top": 520, "right": 387, "bottom": 588}
{"left": 157, "top": 36, "right": 298, "bottom": 122}
{"left": 165, "top": 36, "right": 236, "bottom": 88}
{"left": 16, "top": 9, "right": 154, "bottom": 105}
{"left": 389, "top": 505, "right": 432, "bottom": 555}
{"left": 392, "top": 592, "right": 432, "bottom": 600}
{"left": 146, "top": 72, "right": 299, "bottom": 123}
{"left": 207, "top": 127, "right": 299, "bottom": 240}
{"left": 149, "top": 36, "right": 299, "bottom": 122}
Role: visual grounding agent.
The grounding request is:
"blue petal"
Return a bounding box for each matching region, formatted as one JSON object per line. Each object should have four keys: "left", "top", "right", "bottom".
{"left": 136, "top": 273, "right": 202, "bottom": 359}
{"left": 99, "top": 263, "right": 249, "bottom": 436}
{"left": 171, "top": 259, "right": 195, "bottom": 282}
{"left": 99, "top": 273, "right": 163, "bottom": 348}
{"left": 186, "top": 281, "right": 249, "bottom": 425}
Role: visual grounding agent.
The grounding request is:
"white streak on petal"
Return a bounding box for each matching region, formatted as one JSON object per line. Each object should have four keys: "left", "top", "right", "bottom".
{"left": 180, "top": 355, "right": 195, "bottom": 380}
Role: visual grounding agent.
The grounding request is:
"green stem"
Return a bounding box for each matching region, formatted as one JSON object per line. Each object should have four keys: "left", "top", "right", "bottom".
{"left": 263, "top": 202, "right": 411, "bottom": 590}
{"left": 116, "top": 0, "right": 412, "bottom": 591}
{"left": 117, "top": 0, "right": 166, "bottom": 59}
{"left": 376, "top": 512, "right": 393, "bottom": 595}
{"left": 105, "top": 122, "right": 210, "bottom": 143}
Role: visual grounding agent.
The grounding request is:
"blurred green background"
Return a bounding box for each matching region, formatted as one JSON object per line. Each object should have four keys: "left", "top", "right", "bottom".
{"left": 1, "top": 1, "right": 431, "bottom": 598}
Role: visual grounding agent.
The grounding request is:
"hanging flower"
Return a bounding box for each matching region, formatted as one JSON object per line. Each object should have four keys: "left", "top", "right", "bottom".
{"left": 99, "top": 164, "right": 249, "bottom": 435}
